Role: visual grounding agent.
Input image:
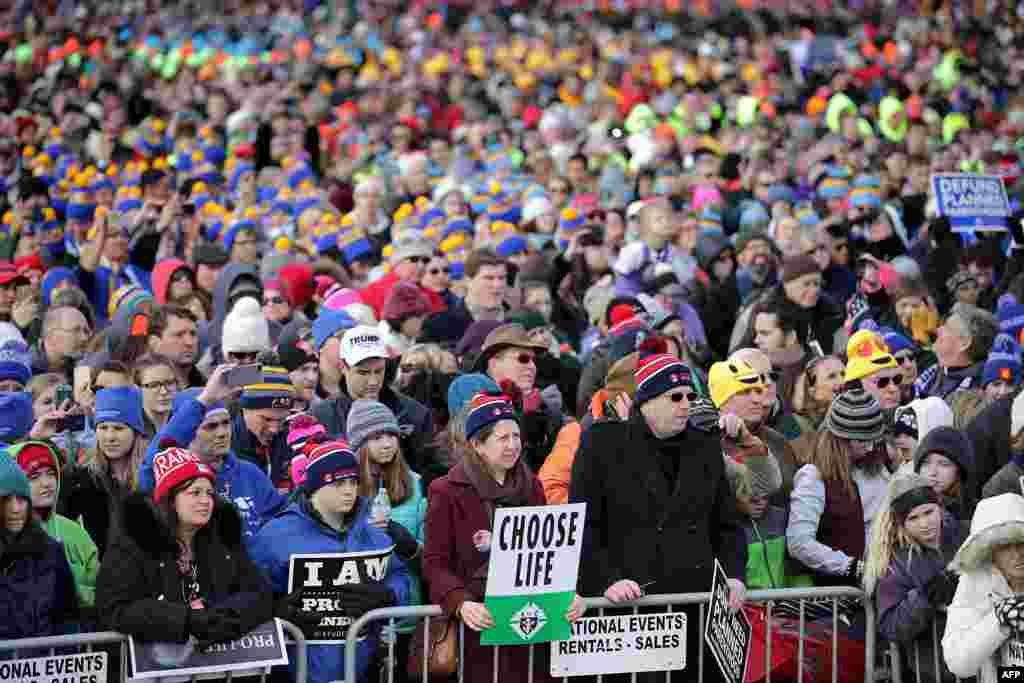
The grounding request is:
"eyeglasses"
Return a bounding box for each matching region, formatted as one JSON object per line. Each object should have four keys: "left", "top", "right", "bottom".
{"left": 667, "top": 390, "right": 699, "bottom": 403}
{"left": 873, "top": 374, "right": 903, "bottom": 389}
{"left": 264, "top": 295, "right": 286, "bottom": 305}
{"left": 405, "top": 256, "right": 431, "bottom": 265}
{"left": 142, "top": 379, "right": 179, "bottom": 392}
{"left": 427, "top": 267, "right": 450, "bottom": 275}
{"left": 227, "top": 351, "right": 260, "bottom": 363}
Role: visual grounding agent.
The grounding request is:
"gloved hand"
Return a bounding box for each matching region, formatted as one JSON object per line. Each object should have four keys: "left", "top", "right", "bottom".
{"left": 924, "top": 571, "right": 957, "bottom": 606}
{"left": 995, "top": 596, "right": 1024, "bottom": 633}
{"left": 337, "top": 582, "right": 397, "bottom": 618}
{"left": 278, "top": 589, "right": 323, "bottom": 638}
{"left": 843, "top": 558, "right": 864, "bottom": 584}
{"left": 386, "top": 521, "right": 419, "bottom": 561}
{"left": 186, "top": 607, "right": 244, "bottom": 643}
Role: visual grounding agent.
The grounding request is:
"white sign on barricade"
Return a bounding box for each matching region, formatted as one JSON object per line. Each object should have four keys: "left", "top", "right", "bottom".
{"left": 0, "top": 651, "right": 107, "bottom": 683}
{"left": 549, "top": 613, "right": 687, "bottom": 677}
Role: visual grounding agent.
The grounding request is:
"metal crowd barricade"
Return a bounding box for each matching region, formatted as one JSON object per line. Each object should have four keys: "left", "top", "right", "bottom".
{"left": 344, "top": 587, "right": 876, "bottom": 683}
{"left": 0, "top": 620, "right": 308, "bottom": 683}
{"left": 887, "top": 610, "right": 959, "bottom": 683}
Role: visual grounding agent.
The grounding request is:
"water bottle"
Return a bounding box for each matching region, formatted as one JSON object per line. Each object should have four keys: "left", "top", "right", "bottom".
{"left": 372, "top": 480, "right": 391, "bottom": 525}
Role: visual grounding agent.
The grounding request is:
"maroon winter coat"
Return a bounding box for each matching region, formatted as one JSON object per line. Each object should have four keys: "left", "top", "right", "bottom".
{"left": 423, "top": 460, "right": 555, "bottom": 682}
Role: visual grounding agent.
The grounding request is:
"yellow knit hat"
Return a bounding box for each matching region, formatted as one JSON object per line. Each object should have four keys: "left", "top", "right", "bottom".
{"left": 844, "top": 330, "right": 898, "bottom": 383}
{"left": 709, "top": 360, "right": 765, "bottom": 408}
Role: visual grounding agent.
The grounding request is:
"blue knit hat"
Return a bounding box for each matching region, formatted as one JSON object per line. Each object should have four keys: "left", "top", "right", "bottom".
{"left": 496, "top": 234, "right": 529, "bottom": 258}
{"left": 312, "top": 308, "right": 356, "bottom": 351}
{"left": 173, "top": 388, "right": 228, "bottom": 422}
{"left": 982, "top": 334, "right": 1022, "bottom": 387}
{"left": 998, "top": 296, "right": 1024, "bottom": 343}
{"left": 464, "top": 392, "right": 518, "bottom": 440}
{"left": 447, "top": 373, "right": 500, "bottom": 418}
{"left": 95, "top": 386, "right": 146, "bottom": 434}
{"left": 0, "top": 341, "right": 32, "bottom": 387}
{"left": 0, "top": 451, "right": 31, "bottom": 500}
{"left": 880, "top": 328, "right": 916, "bottom": 356}
{"left": 0, "top": 392, "right": 33, "bottom": 443}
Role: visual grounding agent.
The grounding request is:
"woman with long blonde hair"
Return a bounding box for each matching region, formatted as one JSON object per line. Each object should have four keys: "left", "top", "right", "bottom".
{"left": 62, "top": 386, "right": 148, "bottom": 557}
{"left": 787, "top": 388, "right": 891, "bottom": 587}
{"left": 865, "top": 474, "right": 960, "bottom": 683}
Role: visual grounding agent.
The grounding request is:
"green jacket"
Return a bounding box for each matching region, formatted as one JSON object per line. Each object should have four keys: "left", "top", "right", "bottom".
{"left": 44, "top": 513, "right": 99, "bottom": 607}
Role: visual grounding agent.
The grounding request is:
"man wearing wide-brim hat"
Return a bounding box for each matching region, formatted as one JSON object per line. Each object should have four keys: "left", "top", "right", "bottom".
{"left": 944, "top": 493, "right": 1024, "bottom": 682}
{"left": 473, "top": 323, "right": 566, "bottom": 471}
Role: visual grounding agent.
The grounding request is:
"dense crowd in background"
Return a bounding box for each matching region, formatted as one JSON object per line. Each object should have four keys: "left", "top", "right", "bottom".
{"left": 7, "top": 0, "right": 1024, "bottom": 682}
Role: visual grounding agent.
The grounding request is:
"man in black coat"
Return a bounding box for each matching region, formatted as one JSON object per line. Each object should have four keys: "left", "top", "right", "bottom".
{"left": 570, "top": 350, "right": 745, "bottom": 682}
{"left": 966, "top": 391, "right": 1018, "bottom": 499}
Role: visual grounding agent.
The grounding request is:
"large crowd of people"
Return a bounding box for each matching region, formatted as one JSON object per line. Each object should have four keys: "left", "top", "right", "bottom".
{"left": 6, "top": 0, "right": 1024, "bottom": 682}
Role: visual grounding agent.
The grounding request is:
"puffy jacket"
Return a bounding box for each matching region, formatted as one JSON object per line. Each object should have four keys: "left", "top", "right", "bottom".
{"left": 6, "top": 440, "right": 100, "bottom": 607}
{"left": 943, "top": 566, "right": 1016, "bottom": 683}
{"left": 249, "top": 496, "right": 411, "bottom": 683}
{"left": 139, "top": 396, "right": 287, "bottom": 542}
{"left": 96, "top": 493, "right": 273, "bottom": 644}
{"left": 0, "top": 518, "right": 79, "bottom": 639}
{"left": 389, "top": 471, "right": 427, "bottom": 634}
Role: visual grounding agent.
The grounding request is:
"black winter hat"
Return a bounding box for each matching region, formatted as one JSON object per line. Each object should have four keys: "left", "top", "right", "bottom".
{"left": 913, "top": 425, "right": 974, "bottom": 479}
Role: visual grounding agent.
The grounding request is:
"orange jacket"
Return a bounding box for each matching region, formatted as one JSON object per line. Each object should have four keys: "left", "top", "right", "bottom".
{"left": 538, "top": 390, "right": 608, "bottom": 504}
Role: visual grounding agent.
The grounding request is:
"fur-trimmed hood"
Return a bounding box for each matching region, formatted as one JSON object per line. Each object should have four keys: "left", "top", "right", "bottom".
{"left": 119, "top": 491, "right": 244, "bottom": 556}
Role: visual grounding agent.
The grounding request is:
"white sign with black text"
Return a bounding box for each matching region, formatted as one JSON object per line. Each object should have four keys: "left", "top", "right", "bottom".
{"left": 549, "top": 613, "right": 687, "bottom": 677}
{"left": 0, "top": 651, "right": 107, "bottom": 683}
{"left": 705, "top": 559, "right": 752, "bottom": 683}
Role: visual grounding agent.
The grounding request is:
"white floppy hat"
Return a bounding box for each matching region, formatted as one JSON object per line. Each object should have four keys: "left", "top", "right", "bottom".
{"left": 950, "top": 493, "right": 1024, "bottom": 572}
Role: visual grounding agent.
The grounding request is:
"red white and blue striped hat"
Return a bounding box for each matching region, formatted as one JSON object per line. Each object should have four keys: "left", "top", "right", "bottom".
{"left": 304, "top": 439, "right": 359, "bottom": 492}
{"left": 634, "top": 353, "right": 693, "bottom": 405}
{"left": 464, "top": 392, "right": 518, "bottom": 440}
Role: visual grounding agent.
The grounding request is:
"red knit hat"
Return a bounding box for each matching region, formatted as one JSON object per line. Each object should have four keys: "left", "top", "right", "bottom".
{"left": 152, "top": 447, "right": 216, "bottom": 502}
{"left": 15, "top": 443, "right": 58, "bottom": 479}
{"left": 278, "top": 263, "right": 316, "bottom": 309}
{"left": 382, "top": 282, "right": 432, "bottom": 321}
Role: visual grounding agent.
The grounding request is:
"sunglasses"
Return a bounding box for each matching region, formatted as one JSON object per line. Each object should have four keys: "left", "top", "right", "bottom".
{"left": 264, "top": 295, "right": 286, "bottom": 305}
{"left": 873, "top": 374, "right": 903, "bottom": 389}
{"left": 228, "top": 351, "right": 260, "bottom": 363}
{"left": 508, "top": 353, "right": 535, "bottom": 365}
{"left": 667, "top": 390, "right": 699, "bottom": 403}
{"left": 762, "top": 371, "right": 781, "bottom": 383}
{"left": 894, "top": 353, "right": 915, "bottom": 365}
{"left": 427, "top": 267, "right": 450, "bottom": 275}
{"left": 405, "top": 256, "right": 431, "bottom": 265}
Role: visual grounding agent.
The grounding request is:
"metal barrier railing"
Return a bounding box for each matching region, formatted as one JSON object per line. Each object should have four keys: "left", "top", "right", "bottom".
{"left": 0, "top": 620, "right": 308, "bottom": 683}
{"left": 344, "top": 587, "right": 876, "bottom": 683}
{"left": 887, "top": 610, "right": 959, "bottom": 683}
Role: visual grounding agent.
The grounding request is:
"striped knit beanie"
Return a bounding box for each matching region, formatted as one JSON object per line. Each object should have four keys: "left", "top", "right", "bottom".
{"left": 346, "top": 400, "right": 400, "bottom": 453}
{"left": 635, "top": 352, "right": 694, "bottom": 405}
{"left": 825, "top": 389, "right": 885, "bottom": 442}
{"left": 304, "top": 439, "right": 359, "bottom": 493}
{"left": 464, "top": 392, "right": 518, "bottom": 440}
{"left": 286, "top": 413, "right": 327, "bottom": 454}
{"left": 241, "top": 366, "right": 296, "bottom": 410}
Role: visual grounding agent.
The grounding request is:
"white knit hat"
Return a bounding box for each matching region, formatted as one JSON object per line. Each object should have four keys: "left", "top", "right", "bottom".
{"left": 521, "top": 196, "right": 553, "bottom": 226}
{"left": 222, "top": 297, "right": 271, "bottom": 354}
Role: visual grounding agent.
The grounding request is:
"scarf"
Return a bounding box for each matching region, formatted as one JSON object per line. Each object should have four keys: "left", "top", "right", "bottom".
{"left": 460, "top": 455, "right": 535, "bottom": 512}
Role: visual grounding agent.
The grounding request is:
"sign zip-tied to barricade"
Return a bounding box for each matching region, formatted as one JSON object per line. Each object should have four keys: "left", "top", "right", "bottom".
{"left": 481, "top": 503, "right": 586, "bottom": 646}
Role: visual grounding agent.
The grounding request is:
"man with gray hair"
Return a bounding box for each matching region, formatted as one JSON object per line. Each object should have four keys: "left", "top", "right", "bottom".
{"left": 916, "top": 302, "right": 998, "bottom": 399}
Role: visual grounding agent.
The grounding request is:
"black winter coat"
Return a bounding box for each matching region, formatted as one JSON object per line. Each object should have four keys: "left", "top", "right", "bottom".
{"left": 96, "top": 493, "right": 273, "bottom": 643}
{"left": 0, "top": 518, "right": 79, "bottom": 639}
{"left": 60, "top": 463, "right": 132, "bottom": 559}
{"left": 569, "top": 411, "right": 743, "bottom": 597}
{"left": 966, "top": 393, "right": 1014, "bottom": 501}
